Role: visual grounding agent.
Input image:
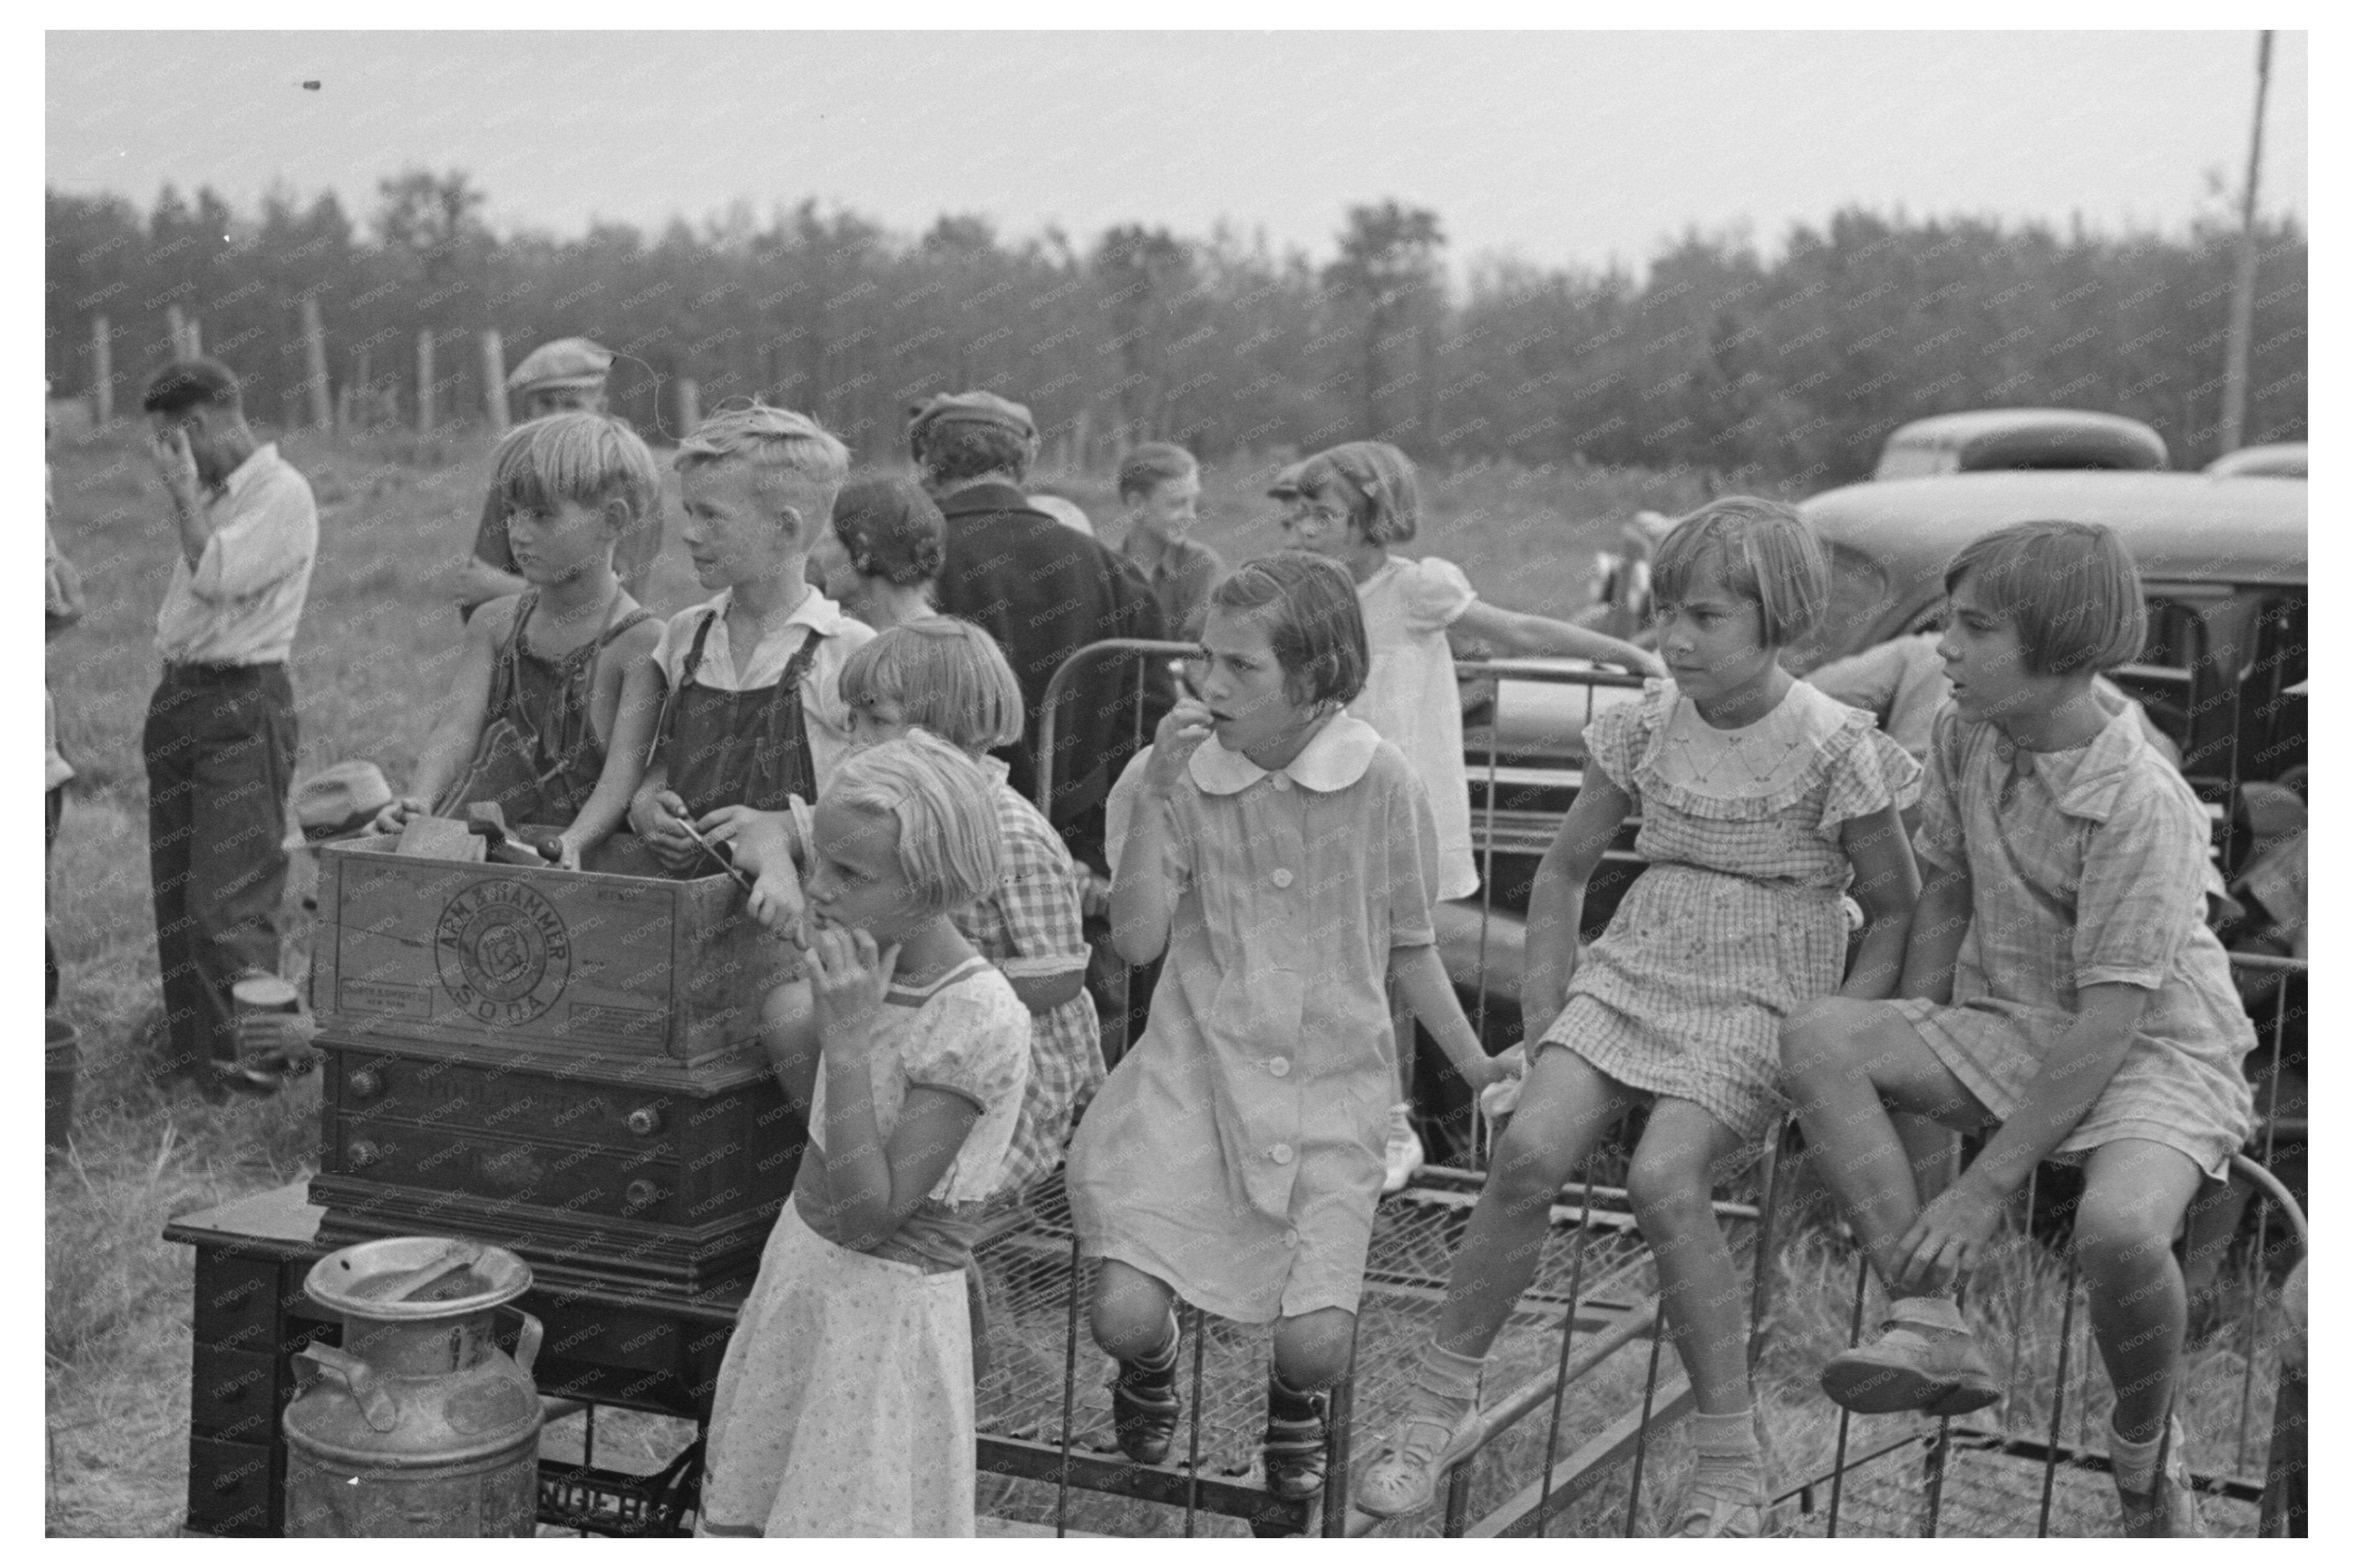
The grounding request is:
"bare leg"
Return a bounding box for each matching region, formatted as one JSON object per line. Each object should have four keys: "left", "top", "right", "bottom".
{"left": 1780, "top": 997, "right": 1990, "bottom": 1297}
{"left": 1090, "top": 1258, "right": 1177, "bottom": 1360}
{"left": 2074, "top": 1141, "right": 2206, "bottom": 1443}
{"left": 1272, "top": 1307, "right": 1358, "bottom": 1392}
{"left": 1624, "top": 1099, "right": 1753, "bottom": 1415}
{"left": 1434, "top": 1047, "right": 1639, "bottom": 1357}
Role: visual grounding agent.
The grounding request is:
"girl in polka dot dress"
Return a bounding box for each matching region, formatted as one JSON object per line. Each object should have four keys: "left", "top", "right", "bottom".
{"left": 1355, "top": 499, "right": 1923, "bottom": 1536}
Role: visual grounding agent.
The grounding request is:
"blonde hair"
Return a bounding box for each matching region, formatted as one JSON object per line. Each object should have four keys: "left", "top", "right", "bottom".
{"left": 838, "top": 618, "right": 1026, "bottom": 755}
{"left": 1652, "top": 496, "right": 1829, "bottom": 648}
{"left": 493, "top": 412, "right": 662, "bottom": 543}
{"left": 673, "top": 401, "right": 850, "bottom": 537}
{"left": 825, "top": 730, "right": 1004, "bottom": 914}
{"left": 1944, "top": 520, "right": 2147, "bottom": 675}
{"left": 1292, "top": 441, "right": 1421, "bottom": 545}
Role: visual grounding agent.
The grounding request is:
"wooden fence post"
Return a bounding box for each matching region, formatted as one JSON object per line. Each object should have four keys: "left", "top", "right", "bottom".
{"left": 300, "top": 297, "right": 333, "bottom": 430}
{"left": 187, "top": 317, "right": 203, "bottom": 359}
{"left": 675, "top": 377, "right": 700, "bottom": 436}
{"left": 352, "top": 347, "right": 372, "bottom": 429}
{"left": 481, "top": 330, "right": 510, "bottom": 435}
{"left": 416, "top": 329, "right": 437, "bottom": 434}
{"left": 166, "top": 305, "right": 188, "bottom": 360}
{"left": 90, "top": 315, "right": 112, "bottom": 425}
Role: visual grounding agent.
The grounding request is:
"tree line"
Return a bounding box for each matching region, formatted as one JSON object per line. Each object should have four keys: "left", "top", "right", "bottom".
{"left": 46, "top": 170, "right": 2306, "bottom": 483}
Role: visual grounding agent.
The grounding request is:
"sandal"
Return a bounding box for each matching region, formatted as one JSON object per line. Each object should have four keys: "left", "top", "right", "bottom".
{"left": 1353, "top": 1402, "right": 1480, "bottom": 1517}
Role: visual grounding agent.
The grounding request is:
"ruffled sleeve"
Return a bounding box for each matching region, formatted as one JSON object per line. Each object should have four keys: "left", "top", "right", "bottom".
{"left": 1580, "top": 679, "right": 1663, "bottom": 796}
{"left": 1817, "top": 710, "right": 1926, "bottom": 842}
{"left": 1398, "top": 555, "right": 1478, "bottom": 634}
{"left": 902, "top": 973, "right": 1032, "bottom": 1121}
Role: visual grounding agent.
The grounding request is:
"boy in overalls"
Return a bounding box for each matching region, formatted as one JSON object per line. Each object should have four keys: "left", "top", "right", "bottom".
{"left": 624, "top": 404, "right": 873, "bottom": 880}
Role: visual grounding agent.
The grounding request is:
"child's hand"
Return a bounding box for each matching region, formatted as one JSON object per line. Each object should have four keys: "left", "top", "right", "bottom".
{"left": 1146, "top": 699, "right": 1216, "bottom": 789}
{"left": 748, "top": 867, "right": 808, "bottom": 946}
{"left": 805, "top": 923, "right": 901, "bottom": 1052}
{"left": 373, "top": 796, "right": 427, "bottom": 835}
{"left": 631, "top": 788, "right": 701, "bottom": 871}
{"left": 699, "top": 804, "right": 794, "bottom": 877}
{"left": 1476, "top": 1045, "right": 1529, "bottom": 1121}
{"left": 1893, "top": 1174, "right": 2005, "bottom": 1292}
{"left": 546, "top": 831, "right": 583, "bottom": 871}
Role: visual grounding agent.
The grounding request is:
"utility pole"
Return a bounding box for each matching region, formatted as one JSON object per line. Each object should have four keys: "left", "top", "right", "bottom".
{"left": 2218, "top": 29, "right": 2273, "bottom": 457}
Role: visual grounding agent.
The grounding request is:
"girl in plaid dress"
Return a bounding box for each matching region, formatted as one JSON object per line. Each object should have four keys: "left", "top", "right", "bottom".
{"left": 1782, "top": 522, "right": 2255, "bottom": 1538}
{"left": 835, "top": 618, "right": 1103, "bottom": 1194}
{"left": 1356, "top": 499, "right": 1924, "bottom": 1535}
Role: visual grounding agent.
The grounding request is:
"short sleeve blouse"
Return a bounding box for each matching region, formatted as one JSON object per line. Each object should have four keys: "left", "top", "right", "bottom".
{"left": 808, "top": 960, "right": 1032, "bottom": 1207}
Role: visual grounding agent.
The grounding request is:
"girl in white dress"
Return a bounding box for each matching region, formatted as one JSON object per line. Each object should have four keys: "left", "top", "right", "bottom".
{"left": 697, "top": 732, "right": 1029, "bottom": 1537}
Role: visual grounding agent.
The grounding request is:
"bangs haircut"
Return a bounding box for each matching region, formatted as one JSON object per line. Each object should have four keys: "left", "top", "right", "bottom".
{"left": 494, "top": 412, "right": 662, "bottom": 537}
{"left": 675, "top": 401, "right": 850, "bottom": 523}
{"left": 838, "top": 618, "right": 1025, "bottom": 755}
{"left": 826, "top": 729, "right": 1004, "bottom": 915}
{"left": 1651, "top": 495, "right": 1829, "bottom": 646}
{"left": 1943, "top": 520, "right": 2147, "bottom": 676}
{"left": 1207, "top": 551, "right": 1369, "bottom": 709}
{"left": 1117, "top": 442, "right": 1199, "bottom": 502}
{"left": 1293, "top": 441, "right": 1421, "bottom": 544}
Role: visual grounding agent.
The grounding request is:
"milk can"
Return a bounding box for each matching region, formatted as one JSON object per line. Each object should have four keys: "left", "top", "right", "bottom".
{"left": 282, "top": 1237, "right": 545, "bottom": 1536}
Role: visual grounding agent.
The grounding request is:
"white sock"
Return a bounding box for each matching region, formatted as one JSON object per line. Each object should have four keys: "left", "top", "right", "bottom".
{"left": 1413, "top": 1339, "right": 1484, "bottom": 1422}
{"left": 1691, "top": 1409, "right": 1761, "bottom": 1459}
{"left": 2109, "top": 1418, "right": 2169, "bottom": 1494}
{"left": 1887, "top": 1295, "right": 1966, "bottom": 1332}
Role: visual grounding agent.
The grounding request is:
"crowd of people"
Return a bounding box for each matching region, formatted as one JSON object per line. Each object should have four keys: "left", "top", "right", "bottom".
{"left": 49, "top": 335, "right": 2266, "bottom": 1539}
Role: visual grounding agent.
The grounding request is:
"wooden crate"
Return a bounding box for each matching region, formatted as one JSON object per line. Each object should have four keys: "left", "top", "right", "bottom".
{"left": 313, "top": 832, "right": 787, "bottom": 1076}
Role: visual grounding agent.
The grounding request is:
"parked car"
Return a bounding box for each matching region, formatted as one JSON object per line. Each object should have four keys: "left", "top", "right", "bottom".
{"left": 1438, "top": 471, "right": 2306, "bottom": 1091}
{"left": 1871, "top": 408, "right": 2169, "bottom": 480}
{"left": 2206, "top": 442, "right": 2308, "bottom": 479}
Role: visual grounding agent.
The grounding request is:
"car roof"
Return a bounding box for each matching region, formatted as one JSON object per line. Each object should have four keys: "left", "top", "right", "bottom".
{"left": 2205, "top": 442, "right": 2309, "bottom": 478}
{"left": 1804, "top": 471, "right": 2307, "bottom": 597}
{"left": 1892, "top": 405, "right": 2164, "bottom": 461}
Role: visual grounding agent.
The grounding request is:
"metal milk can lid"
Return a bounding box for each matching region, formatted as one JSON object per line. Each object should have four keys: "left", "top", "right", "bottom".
{"left": 306, "top": 1236, "right": 533, "bottom": 1320}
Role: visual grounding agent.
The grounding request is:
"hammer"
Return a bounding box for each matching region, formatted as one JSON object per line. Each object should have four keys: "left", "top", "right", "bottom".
{"left": 466, "top": 802, "right": 563, "bottom": 866}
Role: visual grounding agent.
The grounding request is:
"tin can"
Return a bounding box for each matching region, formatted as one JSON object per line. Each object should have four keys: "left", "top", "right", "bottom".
{"left": 230, "top": 972, "right": 306, "bottom": 1077}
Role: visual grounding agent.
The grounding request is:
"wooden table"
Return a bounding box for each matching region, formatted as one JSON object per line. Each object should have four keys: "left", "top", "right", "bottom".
{"left": 166, "top": 1183, "right": 741, "bottom": 1536}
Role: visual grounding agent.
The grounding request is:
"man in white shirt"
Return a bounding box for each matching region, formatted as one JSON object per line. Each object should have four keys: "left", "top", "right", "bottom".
{"left": 140, "top": 359, "right": 318, "bottom": 1092}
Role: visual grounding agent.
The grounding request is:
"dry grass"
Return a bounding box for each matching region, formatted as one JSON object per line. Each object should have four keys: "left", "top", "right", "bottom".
{"left": 43, "top": 425, "right": 2282, "bottom": 1538}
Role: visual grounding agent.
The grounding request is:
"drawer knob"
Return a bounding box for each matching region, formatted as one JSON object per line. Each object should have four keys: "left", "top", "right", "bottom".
{"left": 346, "top": 1138, "right": 382, "bottom": 1170}
{"left": 348, "top": 1066, "right": 382, "bottom": 1100}
{"left": 624, "top": 1105, "right": 663, "bottom": 1138}
{"left": 624, "top": 1178, "right": 661, "bottom": 1211}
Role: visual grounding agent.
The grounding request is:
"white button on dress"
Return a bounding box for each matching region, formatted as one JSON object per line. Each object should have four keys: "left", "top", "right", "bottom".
{"left": 1270, "top": 869, "right": 1294, "bottom": 889}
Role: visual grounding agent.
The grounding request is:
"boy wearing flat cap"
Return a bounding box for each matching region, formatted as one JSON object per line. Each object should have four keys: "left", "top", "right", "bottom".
{"left": 912, "top": 390, "right": 1173, "bottom": 875}
{"left": 454, "top": 336, "right": 665, "bottom": 618}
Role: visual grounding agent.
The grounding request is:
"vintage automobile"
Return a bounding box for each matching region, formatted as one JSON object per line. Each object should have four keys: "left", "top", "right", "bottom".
{"left": 2206, "top": 441, "right": 2309, "bottom": 479}
{"left": 1421, "top": 470, "right": 2307, "bottom": 1153}
{"left": 1870, "top": 408, "right": 2169, "bottom": 480}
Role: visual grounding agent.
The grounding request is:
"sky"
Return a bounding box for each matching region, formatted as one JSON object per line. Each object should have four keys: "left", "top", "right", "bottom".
{"left": 44, "top": 29, "right": 2307, "bottom": 280}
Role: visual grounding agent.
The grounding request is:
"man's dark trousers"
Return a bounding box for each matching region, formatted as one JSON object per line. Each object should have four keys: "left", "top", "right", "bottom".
{"left": 143, "top": 663, "right": 297, "bottom": 1076}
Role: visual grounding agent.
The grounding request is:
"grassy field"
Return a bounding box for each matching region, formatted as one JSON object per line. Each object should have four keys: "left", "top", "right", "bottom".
{"left": 42, "top": 427, "right": 2287, "bottom": 1537}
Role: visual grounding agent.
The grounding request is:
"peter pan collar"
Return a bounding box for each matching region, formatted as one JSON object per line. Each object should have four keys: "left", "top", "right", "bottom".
{"left": 1187, "top": 712, "right": 1381, "bottom": 796}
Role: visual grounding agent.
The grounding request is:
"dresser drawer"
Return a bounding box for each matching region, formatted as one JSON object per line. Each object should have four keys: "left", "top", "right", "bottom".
{"left": 189, "top": 1346, "right": 282, "bottom": 1443}
{"left": 185, "top": 1436, "right": 276, "bottom": 1536}
{"left": 334, "top": 1052, "right": 681, "bottom": 1154}
{"left": 326, "top": 1115, "right": 686, "bottom": 1225}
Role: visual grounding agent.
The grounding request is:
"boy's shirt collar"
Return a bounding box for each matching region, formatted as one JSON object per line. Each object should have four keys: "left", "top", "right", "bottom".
{"left": 1188, "top": 712, "right": 1380, "bottom": 796}
{"left": 708, "top": 583, "right": 845, "bottom": 638}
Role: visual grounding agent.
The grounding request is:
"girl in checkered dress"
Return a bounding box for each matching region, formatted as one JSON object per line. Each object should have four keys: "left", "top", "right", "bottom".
{"left": 1356, "top": 499, "right": 1924, "bottom": 1535}
{"left": 835, "top": 618, "right": 1103, "bottom": 1195}
{"left": 1782, "top": 522, "right": 2255, "bottom": 1538}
